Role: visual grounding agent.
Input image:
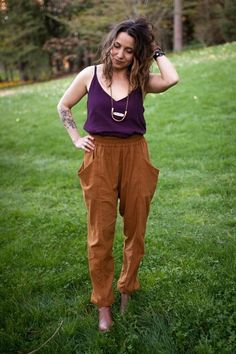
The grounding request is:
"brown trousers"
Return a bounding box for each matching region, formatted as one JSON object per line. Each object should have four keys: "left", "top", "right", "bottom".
{"left": 78, "top": 135, "right": 159, "bottom": 307}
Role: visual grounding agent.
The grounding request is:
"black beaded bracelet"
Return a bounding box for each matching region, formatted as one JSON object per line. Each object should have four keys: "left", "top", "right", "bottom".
{"left": 153, "top": 48, "right": 165, "bottom": 60}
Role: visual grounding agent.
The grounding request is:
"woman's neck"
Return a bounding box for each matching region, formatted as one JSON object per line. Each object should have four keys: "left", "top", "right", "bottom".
{"left": 112, "top": 68, "right": 129, "bottom": 81}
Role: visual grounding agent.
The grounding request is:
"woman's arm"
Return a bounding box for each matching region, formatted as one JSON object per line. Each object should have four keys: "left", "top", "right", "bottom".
{"left": 57, "top": 66, "right": 95, "bottom": 152}
{"left": 147, "top": 54, "right": 179, "bottom": 94}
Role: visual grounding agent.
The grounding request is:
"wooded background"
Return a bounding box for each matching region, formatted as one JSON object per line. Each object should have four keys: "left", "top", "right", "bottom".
{"left": 0, "top": 0, "right": 236, "bottom": 82}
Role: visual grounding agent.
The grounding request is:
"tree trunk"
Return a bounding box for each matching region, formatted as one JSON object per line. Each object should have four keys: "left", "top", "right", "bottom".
{"left": 173, "top": 0, "right": 183, "bottom": 51}
{"left": 3, "top": 63, "right": 9, "bottom": 82}
{"left": 18, "top": 62, "right": 29, "bottom": 81}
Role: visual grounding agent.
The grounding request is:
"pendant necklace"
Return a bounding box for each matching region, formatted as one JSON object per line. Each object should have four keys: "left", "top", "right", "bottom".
{"left": 110, "top": 83, "right": 129, "bottom": 122}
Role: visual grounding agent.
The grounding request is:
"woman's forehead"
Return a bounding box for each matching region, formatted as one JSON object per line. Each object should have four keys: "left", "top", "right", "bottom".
{"left": 115, "top": 32, "right": 135, "bottom": 48}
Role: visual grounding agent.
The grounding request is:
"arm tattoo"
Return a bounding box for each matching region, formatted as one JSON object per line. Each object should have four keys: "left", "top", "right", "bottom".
{"left": 58, "top": 107, "right": 77, "bottom": 130}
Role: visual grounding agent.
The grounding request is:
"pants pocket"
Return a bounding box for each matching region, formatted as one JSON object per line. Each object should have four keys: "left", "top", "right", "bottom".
{"left": 78, "top": 152, "right": 99, "bottom": 197}
{"left": 139, "top": 140, "right": 160, "bottom": 197}
{"left": 141, "top": 157, "right": 159, "bottom": 198}
{"left": 78, "top": 151, "right": 95, "bottom": 177}
{"left": 142, "top": 157, "right": 160, "bottom": 175}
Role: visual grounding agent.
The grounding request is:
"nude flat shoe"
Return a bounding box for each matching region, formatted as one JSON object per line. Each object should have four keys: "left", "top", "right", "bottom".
{"left": 120, "top": 293, "right": 130, "bottom": 315}
{"left": 98, "top": 306, "right": 113, "bottom": 332}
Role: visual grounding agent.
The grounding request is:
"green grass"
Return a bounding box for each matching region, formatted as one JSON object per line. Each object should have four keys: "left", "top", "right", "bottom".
{"left": 0, "top": 42, "right": 236, "bottom": 353}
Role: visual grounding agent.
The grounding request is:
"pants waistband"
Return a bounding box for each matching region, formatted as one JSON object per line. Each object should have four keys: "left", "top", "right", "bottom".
{"left": 91, "top": 134, "right": 145, "bottom": 147}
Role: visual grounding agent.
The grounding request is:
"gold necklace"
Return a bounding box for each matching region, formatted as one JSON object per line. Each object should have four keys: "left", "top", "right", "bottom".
{"left": 110, "top": 84, "right": 129, "bottom": 122}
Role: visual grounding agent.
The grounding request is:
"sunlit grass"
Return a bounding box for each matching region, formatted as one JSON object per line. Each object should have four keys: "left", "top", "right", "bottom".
{"left": 0, "top": 42, "right": 236, "bottom": 353}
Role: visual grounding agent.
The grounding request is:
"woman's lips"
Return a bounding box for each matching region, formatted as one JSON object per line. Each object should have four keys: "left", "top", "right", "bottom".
{"left": 114, "top": 58, "right": 124, "bottom": 64}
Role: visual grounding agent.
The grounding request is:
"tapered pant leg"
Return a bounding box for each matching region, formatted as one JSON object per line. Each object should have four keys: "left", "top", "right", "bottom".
{"left": 78, "top": 145, "right": 119, "bottom": 307}
{"left": 118, "top": 138, "right": 159, "bottom": 294}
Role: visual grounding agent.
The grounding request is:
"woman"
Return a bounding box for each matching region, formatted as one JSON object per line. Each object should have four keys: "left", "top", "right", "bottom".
{"left": 57, "top": 17, "right": 179, "bottom": 332}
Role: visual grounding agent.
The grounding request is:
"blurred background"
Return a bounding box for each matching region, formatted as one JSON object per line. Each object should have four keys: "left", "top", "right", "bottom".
{"left": 0, "top": 0, "right": 236, "bottom": 86}
{"left": 0, "top": 3, "right": 235, "bottom": 352}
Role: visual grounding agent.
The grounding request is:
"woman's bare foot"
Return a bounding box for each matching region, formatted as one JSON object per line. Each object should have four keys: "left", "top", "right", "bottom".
{"left": 98, "top": 306, "right": 113, "bottom": 332}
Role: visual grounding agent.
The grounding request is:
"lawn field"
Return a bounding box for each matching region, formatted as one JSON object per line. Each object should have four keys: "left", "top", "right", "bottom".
{"left": 0, "top": 42, "right": 236, "bottom": 353}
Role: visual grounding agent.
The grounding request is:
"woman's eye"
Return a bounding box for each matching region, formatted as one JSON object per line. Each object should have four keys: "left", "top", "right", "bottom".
{"left": 114, "top": 43, "right": 120, "bottom": 48}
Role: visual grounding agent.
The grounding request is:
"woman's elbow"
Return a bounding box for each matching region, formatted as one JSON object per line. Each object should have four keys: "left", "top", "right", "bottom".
{"left": 57, "top": 100, "right": 67, "bottom": 114}
{"left": 166, "top": 76, "right": 179, "bottom": 90}
{"left": 171, "top": 73, "right": 180, "bottom": 86}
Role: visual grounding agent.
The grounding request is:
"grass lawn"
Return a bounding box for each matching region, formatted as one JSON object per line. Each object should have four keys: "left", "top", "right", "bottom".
{"left": 0, "top": 42, "right": 236, "bottom": 354}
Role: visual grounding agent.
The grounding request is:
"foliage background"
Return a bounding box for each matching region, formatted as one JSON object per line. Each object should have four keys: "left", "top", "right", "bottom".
{"left": 1, "top": 0, "right": 236, "bottom": 82}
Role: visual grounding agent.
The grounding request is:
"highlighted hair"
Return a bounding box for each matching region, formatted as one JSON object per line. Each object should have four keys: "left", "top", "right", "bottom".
{"left": 100, "top": 17, "right": 155, "bottom": 98}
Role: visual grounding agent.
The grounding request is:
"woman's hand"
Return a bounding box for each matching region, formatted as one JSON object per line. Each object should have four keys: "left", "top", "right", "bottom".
{"left": 73, "top": 135, "right": 95, "bottom": 152}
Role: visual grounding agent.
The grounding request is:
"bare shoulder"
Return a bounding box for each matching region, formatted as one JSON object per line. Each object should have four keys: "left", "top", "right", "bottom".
{"left": 58, "top": 65, "right": 97, "bottom": 108}
{"left": 73, "top": 65, "right": 95, "bottom": 91}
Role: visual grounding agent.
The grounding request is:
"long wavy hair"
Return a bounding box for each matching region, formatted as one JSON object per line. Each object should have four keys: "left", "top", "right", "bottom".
{"left": 100, "top": 17, "right": 155, "bottom": 98}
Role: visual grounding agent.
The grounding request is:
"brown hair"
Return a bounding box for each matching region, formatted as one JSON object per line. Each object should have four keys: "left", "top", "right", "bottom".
{"left": 100, "top": 17, "right": 155, "bottom": 97}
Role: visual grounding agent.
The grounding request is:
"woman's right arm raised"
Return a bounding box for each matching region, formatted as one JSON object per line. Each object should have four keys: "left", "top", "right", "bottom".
{"left": 57, "top": 66, "right": 95, "bottom": 152}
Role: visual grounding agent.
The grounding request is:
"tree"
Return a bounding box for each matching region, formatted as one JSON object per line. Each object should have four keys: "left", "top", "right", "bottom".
{"left": 222, "top": 0, "right": 236, "bottom": 41}
{"left": 0, "top": 0, "right": 50, "bottom": 81}
{"left": 173, "top": 0, "right": 183, "bottom": 51}
{"left": 43, "top": 36, "right": 80, "bottom": 75}
{"left": 1, "top": 0, "right": 236, "bottom": 82}
{"left": 188, "top": 0, "right": 236, "bottom": 46}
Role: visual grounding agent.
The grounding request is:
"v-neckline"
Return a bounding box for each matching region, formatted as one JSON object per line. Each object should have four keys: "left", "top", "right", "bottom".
{"left": 96, "top": 72, "right": 130, "bottom": 102}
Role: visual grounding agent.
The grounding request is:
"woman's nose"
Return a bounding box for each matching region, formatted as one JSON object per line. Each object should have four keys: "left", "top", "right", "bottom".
{"left": 117, "top": 48, "right": 124, "bottom": 58}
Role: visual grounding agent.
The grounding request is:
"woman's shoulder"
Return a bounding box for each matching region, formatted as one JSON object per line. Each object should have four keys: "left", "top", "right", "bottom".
{"left": 74, "top": 64, "right": 104, "bottom": 91}
{"left": 77, "top": 65, "right": 95, "bottom": 80}
{"left": 80, "top": 64, "right": 103, "bottom": 76}
{"left": 73, "top": 65, "right": 97, "bottom": 91}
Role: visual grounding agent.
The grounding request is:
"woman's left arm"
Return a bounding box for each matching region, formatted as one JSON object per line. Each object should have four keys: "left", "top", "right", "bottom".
{"left": 147, "top": 55, "right": 179, "bottom": 93}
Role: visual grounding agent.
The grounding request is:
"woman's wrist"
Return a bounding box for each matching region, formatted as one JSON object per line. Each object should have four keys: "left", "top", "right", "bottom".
{"left": 72, "top": 136, "right": 81, "bottom": 145}
{"left": 153, "top": 47, "right": 165, "bottom": 61}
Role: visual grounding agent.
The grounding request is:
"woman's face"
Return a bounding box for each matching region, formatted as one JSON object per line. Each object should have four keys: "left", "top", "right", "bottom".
{"left": 110, "top": 32, "right": 135, "bottom": 70}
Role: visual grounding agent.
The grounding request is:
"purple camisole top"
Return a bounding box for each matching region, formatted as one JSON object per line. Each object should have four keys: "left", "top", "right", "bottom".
{"left": 83, "top": 66, "right": 146, "bottom": 138}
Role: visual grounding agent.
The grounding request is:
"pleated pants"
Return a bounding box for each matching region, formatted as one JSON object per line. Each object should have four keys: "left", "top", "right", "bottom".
{"left": 78, "top": 135, "right": 159, "bottom": 307}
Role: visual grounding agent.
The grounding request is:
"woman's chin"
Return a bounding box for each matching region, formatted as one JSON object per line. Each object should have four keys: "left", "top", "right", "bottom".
{"left": 112, "top": 60, "right": 129, "bottom": 71}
